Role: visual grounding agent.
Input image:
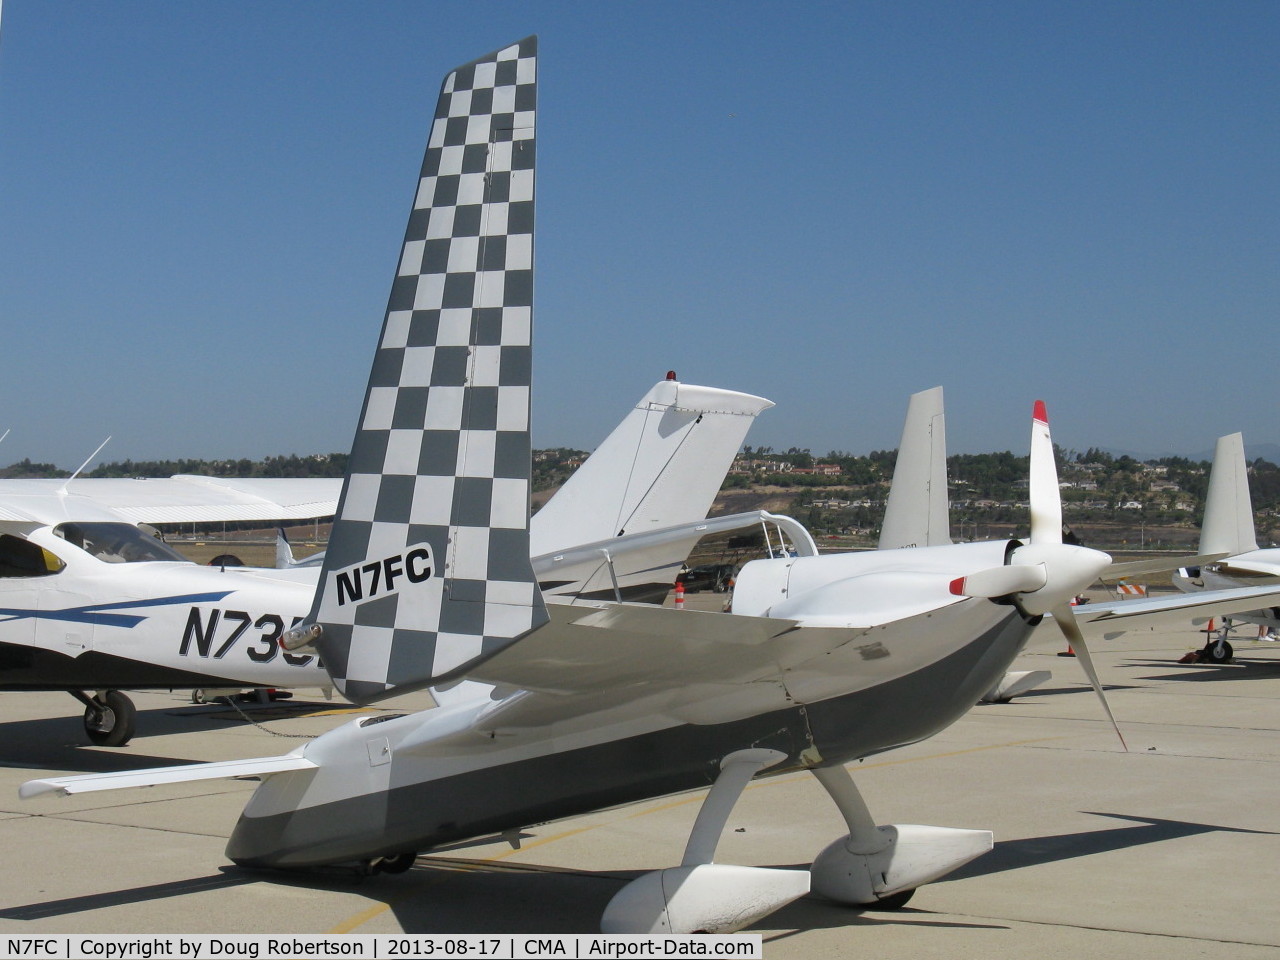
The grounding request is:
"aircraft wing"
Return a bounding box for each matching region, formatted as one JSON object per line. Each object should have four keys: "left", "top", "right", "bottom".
{"left": 1100, "top": 552, "right": 1228, "bottom": 581}
{"left": 423, "top": 599, "right": 920, "bottom": 733}
{"left": 471, "top": 601, "right": 809, "bottom": 692}
{"left": 1211, "top": 558, "right": 1280, "bottom": 579}
{"left": 533, "top": 509, "right": 818, "bottom": 601}
{"left": 1066, "top": 584, "right": 1280, "bottom": 637}
{"left": 19, "top": 754, "right": 316, "bottom": 799}
{"left": 459, "top": 585, "right": 1280, "bottom": 730}
{"left": 0, "top": 476, "right": 341, "bottom": 525}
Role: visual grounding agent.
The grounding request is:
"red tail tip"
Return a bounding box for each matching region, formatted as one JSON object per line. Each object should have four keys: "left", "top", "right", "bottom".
{"left": 1033, "top": 399, "right": 1048, "bottom": 424}
{"left": 665, "top": 370, "right": 678, "bottom": 381}
{"left": 949, "top": 576, "right": 967, "bottom": 596}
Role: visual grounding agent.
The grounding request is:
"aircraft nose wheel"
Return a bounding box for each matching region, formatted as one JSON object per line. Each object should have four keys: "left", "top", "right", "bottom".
{"left": 75, "top": 690, "right": 138, "bottom": 746}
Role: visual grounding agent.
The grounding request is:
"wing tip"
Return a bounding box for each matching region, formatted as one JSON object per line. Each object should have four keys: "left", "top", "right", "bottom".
{"left": 18, "top": 780, "right": 65, "bottom": 800}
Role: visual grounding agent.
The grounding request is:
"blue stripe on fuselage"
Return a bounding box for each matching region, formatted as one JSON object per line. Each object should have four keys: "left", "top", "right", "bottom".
{"left": 0, "top": 592, "right": 235, "bottom": 629}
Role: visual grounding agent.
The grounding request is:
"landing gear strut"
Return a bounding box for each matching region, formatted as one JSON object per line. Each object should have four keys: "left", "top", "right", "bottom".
{"left": 600, "top": 750, "right": 996, "bottom": 933}
{"left": 809, "top": 762, "right": 991, "bottom": 910}
{"left": 602, "top": 749, "right": 809, "bottom": 934}
{"left": 71, "top": 690, "right": 137, "bottom": 747}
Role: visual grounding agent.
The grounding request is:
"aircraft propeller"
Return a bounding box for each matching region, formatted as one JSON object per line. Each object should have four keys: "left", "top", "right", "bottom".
{"left": 955, "top": 401, "right": 1126, "bottom": 750}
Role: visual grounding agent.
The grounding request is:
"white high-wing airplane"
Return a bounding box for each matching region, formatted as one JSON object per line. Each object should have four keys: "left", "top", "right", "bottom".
{"left": 1172, "top": 432, "right": 1280, "bottom": 660}
{"left": 0, "top": 373, "right": 778, "bottom": 747}
{"left": 271, "top": 373, "right": 806, "bottom": 585}
{"left": 0, "top": 477, "right": 340, "bottom": 744}
{"left": 27, "top": 37, "right": 1280, "bottom": 935}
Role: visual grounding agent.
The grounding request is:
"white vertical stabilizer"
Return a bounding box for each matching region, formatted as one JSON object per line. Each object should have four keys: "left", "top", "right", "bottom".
{"left": 529, "top": 378, "right": 772, "bottom": 557}
{"left": 1200, "top": 433, "right": 1257, "bottom": 557}
{"left": 879, "top": 386, "right": 950, "bottom": 549}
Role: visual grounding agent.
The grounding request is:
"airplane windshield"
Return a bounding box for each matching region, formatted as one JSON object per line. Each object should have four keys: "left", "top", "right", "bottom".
{"left": 53, "top": 522, "right": 189, "bottom": 564}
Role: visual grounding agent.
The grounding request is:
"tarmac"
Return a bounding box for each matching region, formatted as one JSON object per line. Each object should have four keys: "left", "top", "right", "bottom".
{"left": 2, "top": 596, "right": 1278, "bottom": 958}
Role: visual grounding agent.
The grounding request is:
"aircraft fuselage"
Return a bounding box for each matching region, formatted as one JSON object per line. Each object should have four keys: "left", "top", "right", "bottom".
{"left": 0, "top": 526, "right": 326, "bottom": 692}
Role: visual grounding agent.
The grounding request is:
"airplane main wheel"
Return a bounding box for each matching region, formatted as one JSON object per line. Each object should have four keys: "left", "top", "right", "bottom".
{"left": 1204, "top": 640, "right": 1234, "bottom": 663}
{"left": 84, "top": 691, "right": 137, "bottom": 747}
{"left": 868, "top": 888, "right": 915, "bottom": 910}
{"left": 378, "top": 852, "right": 417, "bottom": 874}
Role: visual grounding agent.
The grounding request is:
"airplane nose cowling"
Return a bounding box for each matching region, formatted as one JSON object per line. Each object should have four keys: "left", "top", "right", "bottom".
{"left": 1007, "top": 542, "right": 1112, "bottom": 616}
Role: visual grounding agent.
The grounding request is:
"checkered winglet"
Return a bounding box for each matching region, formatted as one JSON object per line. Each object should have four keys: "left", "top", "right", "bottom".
{"left": 308, "top": 37, "right": 548, "bottom": 704}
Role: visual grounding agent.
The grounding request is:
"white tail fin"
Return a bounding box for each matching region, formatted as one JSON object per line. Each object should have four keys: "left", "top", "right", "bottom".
{"left": 879, "top": 387, "right": 950, "bottom": 549}
{"left": 1200, "top": 432, "right": 1258, "bottom": 557}
{"left": 296, "top": 37, "right": 546, "bottom": 704}
{"left": 530, "top": 375, "right": 773, "bottom": 557}
{"left": 275, "top": 528, "right": 294, "bottom": 569}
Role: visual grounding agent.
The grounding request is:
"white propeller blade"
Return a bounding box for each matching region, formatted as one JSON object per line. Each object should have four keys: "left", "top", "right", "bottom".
{"left": 1053, "top": 602, "right": 1127, "bottom": 751}
{"left": 1028, "top": 400, "right": 1062, "bottom": 546}
{"left": 950, "top": 564, "right": 1047, "bottom": 599}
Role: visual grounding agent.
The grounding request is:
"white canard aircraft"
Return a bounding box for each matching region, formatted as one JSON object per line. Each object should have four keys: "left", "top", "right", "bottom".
{"left": 0, "top": 370, "right": 780, "bottom": 747}
{"left": 1172, "top": 432, "right": 1280, "bottom": 660}
{"left": 27, "top": 36, "right": 1280, "bottom": 934}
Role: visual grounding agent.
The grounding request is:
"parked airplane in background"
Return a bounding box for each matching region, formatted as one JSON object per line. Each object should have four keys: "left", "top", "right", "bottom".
{"left": 275, "top": 528, "right": 326, "bottom": 570}
{"left": 272, "top": 373, "right": 808, "bottom": 590}
{"left": 27, "top": 37, "right": 1280, "bottom": 934}
{"left": 1173, "top": 432, "right": 1280, "bottom": 661}
{"left": 0, "top": 477, "right": 341, "bottom": 744}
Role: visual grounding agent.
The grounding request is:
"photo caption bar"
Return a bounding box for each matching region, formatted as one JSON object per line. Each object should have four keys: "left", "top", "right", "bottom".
{"left": 0, "top": 935, "right": 763, "bottom": 960}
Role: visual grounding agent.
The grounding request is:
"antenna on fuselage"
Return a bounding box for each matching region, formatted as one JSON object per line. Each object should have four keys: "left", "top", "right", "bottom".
{"left": 59, "top": 436, "right": 112, "bottom": 494}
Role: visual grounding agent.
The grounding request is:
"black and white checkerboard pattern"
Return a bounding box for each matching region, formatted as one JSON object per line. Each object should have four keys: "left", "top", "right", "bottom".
{"left": 312, "top": 37, "right": 548, "bottom": 704}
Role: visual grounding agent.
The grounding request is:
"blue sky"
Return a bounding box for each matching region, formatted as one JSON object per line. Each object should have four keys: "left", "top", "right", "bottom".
{"left": 1, "top": 1, "right": 1277, "bottom": 469}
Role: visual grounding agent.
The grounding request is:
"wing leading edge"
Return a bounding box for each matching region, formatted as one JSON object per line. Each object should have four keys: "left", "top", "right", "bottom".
{"left": 0, "top": 477, "right": 341, "bottom": 525}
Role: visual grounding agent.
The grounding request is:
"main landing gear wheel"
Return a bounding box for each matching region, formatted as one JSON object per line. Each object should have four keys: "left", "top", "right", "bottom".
{"left": 378, "top": 852, "right": 417, "bottom": 874}
{"left": 79, "top": 690, "right": 137, "bottom": 747}
{"left": 864, "top": 888, "right": 915, "bottom": 910}
{"left": 1203, "top": 639, "right": 1234, "bottom": 663}
{"left": 363, "top": 852, "right": 417, "bottom": 875}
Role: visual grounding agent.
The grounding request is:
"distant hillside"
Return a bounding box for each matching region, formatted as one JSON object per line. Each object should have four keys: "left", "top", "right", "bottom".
{"left": 1100, "top": 443, "right": 1280, "bottom": 464}
{"left": 7, "top": 445, "right": 1280, "bottom": 549}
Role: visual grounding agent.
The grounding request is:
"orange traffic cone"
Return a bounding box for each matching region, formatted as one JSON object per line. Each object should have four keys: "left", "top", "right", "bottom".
{"left": 1058, "top": 596, "right": 1078, "bottom": 656}
{"left": 674, "top": 580, "right": 685, "bottom": 610}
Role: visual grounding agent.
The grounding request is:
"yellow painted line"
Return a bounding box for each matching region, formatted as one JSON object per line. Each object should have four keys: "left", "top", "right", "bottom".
{"left": 329, "top": 902, "right": 392, "bottom": 935}
{"left": 484, "top": 823, "right": 599, "bottom": 860}
{"left": 327, "top": 733, "right": 1066, "bottom": 933}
